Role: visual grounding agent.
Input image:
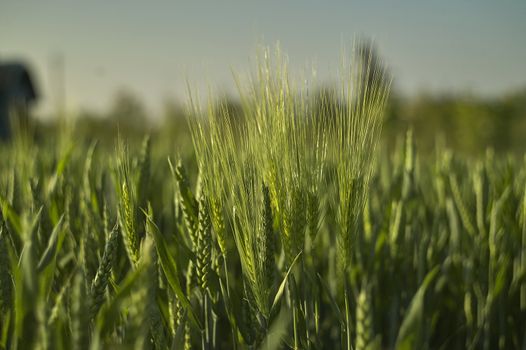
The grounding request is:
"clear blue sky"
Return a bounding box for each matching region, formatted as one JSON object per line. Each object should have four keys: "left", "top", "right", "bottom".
{"left": 1, "top": 1, "right": 525, "bottom": 116}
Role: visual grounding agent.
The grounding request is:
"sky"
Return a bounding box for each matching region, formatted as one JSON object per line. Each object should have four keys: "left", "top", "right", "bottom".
{"left": 1, "top": 1, "right": 525, "bottom": 117}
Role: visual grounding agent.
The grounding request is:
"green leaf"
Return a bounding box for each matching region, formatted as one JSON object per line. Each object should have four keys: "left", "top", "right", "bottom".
{"left": 316, "top": 272, "right": 344, "bottom": 326}
{"left": 271, "top": 251, "right": 302, "bottom": 314}
{"left": 260, "top": 307, "right": 291, "bottom": 350}
{"left": 395, "top": 266, "right": 440, "bottom": 350}
{"left": 144, "top": 210, "right": 202, "bottom": 330}
{"left": 0, "top": 196, "right": 22, "bottom": 238}
{"left": 37, "top": 215, "right": 65, "bottom": 272}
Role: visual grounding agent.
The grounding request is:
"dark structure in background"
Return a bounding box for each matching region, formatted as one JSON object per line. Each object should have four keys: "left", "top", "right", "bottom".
{"left": 0, "top": 62, "right": 38, "bottom": 140}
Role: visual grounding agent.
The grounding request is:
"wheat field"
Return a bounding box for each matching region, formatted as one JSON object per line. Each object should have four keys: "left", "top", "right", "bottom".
{"left": 0, "top": 44, "right": 525, "bottom": 350}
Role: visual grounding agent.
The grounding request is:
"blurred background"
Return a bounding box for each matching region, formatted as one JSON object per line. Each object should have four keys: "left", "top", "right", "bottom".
{"left": 1, "top": 1, "right": 525, "bottom": 154}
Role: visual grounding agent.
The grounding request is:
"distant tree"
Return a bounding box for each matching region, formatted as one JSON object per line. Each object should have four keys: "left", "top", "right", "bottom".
{"left": 108, "top": 89, "right": 148, "bottom": 129}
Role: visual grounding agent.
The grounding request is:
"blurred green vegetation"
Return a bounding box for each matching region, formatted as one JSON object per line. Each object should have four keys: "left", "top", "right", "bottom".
{"left": 30, "top": 86, "right": 526, "bottom": 156}
{"left": 384, "top": 88, "right": 526, "bottom": 155}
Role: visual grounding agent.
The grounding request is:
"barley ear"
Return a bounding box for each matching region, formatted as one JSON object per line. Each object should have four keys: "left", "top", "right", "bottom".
{"left": 355, "top": 285, "right": 374, "bottom": 350}
{"left": 71, "top": 267, "right": 89, "bottom": 350}
{"left": 282, "top": 188, "right": 306, "bottom": 267}
{"left": 307, "top": 190, "right": 320, "bottom": 243}
{"left": 89, "top": 223, "right": 119, "bottom": 320}
{"left": 210, "top": 196, "right": 227, "bottom": 257}
{"left": 119, "top": 180, "right": 140, "bottom": 266}
{"left": 196, "top": 194, "right": 212, "bottom": 292}
{"left": 259, "top": 183, "right": 275, "bottom": 306}
{"left": 143, "top": 221, "right": 168, "bottom": 350}
{"left": 174, "top": 159, "right": 199, "bottom": 247}
{"left": 184, "top": 258, "right": 195, "bottom": 350}
{"left": 169, "top": 292, "right": 184, "bottom": 335}
{"left": 401, "top": 128, "right": 415, "bottom": 200}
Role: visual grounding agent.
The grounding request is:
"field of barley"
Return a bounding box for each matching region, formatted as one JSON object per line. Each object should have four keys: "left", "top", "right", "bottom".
{"left": 0, "top": 47, "right": 525, "bottom": 350}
